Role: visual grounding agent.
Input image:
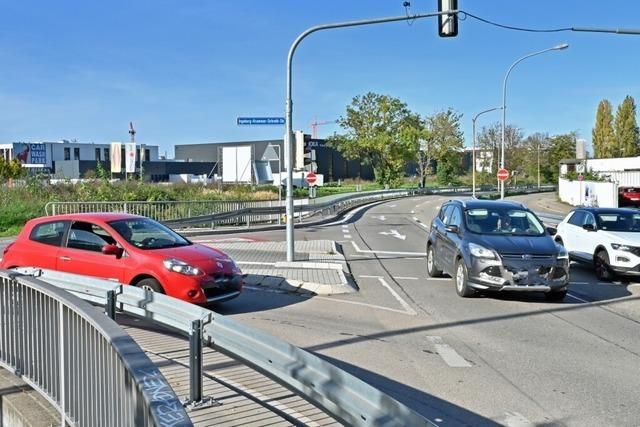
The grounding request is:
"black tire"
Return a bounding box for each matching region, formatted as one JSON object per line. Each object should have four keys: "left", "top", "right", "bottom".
{"left": 454, "top": 259, "right": 475, "bottom": 297}
{"left": 136, "top": 278, "right": 165, "bottom": 294}
{"left": 555, "top": 237, "right": 564, "bottom": 246}
{"left": 545, "top": 289, "right": 567, "bottom": 302}
{"left": 594, "top": 250, "right": 613, "bottom": 281}
{"left": 426, "top": 244, "right": 443, "bottom": 277}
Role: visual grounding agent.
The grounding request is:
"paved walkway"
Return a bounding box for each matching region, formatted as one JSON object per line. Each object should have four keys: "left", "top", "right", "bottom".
{"left": 203, "top": 240, "right": 355, "bottom": 296}
{"left": 119, "top": 316, "right": 341, "bottom": 427}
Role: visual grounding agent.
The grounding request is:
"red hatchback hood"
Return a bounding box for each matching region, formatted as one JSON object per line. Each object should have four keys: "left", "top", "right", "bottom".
{"left": 150, "top": 243, "right": 230, "bottom": 263}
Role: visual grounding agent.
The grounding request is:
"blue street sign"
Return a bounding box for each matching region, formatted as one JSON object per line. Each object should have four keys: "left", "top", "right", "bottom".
{"left": 237, "top": 117, "right": 285, "bottom": 125}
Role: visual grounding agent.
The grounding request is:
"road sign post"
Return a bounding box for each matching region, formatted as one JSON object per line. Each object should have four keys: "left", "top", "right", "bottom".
{"left": 305, "top": 171, "right": 317, "bottom": 186}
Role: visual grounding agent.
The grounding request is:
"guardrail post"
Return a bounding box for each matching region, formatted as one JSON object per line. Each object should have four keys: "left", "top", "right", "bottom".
{"left": 183, "top": 318, "right": 219, "bottom": 411}
{"left": 105, "top": 290, "right": 116, "bottom": 320}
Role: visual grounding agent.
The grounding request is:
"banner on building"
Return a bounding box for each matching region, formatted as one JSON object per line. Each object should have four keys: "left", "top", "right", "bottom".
{"left": 12, "top": 143, "right": 47, "bottom": 165}
{"left": 110, "top": 142, "right": 122, "bottom": 173}
{"left": 125, "top": 143, "right": 136, "bottom": 173}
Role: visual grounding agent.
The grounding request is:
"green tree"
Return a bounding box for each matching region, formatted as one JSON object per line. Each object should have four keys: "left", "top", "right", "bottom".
{"left": 523, "top": 132, "right": 551, "bottom": 184}
{"left": 330, "top": 92, "right": 420, "bottom": 185}
{"left": 549, "top": 132, "right": 577, "bottom": 182}
{"left": 424, "top": 109, "right": 464, "bottom": 185}
{"left": 614, "top": 95, "right": 640, "bottom": 157}
{"left": 592, "top": 99, "right": 616, "bottom": 158}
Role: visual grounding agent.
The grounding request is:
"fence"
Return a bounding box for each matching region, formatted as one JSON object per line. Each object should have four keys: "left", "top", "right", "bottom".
{"left": 0, "top": 270, "right": 192, "bottom": 427}
{"left": 44, "top": 185, "right": 556, "bottom": 230}
{"left": 12, "top": 268, "right": 434, "bottom": 427}
{"left": 558, "top": 178, "right": 618, "bottom": 208}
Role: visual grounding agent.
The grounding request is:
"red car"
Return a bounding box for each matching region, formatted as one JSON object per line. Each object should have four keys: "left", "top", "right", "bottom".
{"left": 619, "top": 187, "right": 640, "bottom": 207}
{"left": 0, "top": 213, "right": 243, "bottom": 304}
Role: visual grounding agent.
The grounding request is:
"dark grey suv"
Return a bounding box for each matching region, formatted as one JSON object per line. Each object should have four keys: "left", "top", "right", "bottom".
{"left": 427, "top": 199, "right": 570, "bottom": 300}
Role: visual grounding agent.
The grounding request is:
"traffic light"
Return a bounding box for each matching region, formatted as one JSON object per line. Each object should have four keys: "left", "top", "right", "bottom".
{"left": 438, "top": 0, "right": 458, "bottom": 37}
{"left": 295, "top": 131, "right": 316, "bottom": 171}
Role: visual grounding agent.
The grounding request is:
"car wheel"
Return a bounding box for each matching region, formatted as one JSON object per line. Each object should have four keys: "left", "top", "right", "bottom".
{"left": 594, "top": 250, "right": 613, "bottom": 281}
{"left": 454, "top": 259, "right": 474, "bottom": 297}
{"left": 136, "top": 278, "right": 165, "bottom": 294}
{"left": 555, "top": 237, "right": 564, "bottom": 246}
{"left": 545, "top": 289, "right": 567, "bottom": 302}
{"left": 426, "top": 245, "right": 443, "bottom": 277}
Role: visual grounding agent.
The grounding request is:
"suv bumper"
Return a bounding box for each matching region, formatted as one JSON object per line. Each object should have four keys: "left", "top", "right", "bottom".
{"left": 466, "top": 255, "right": 569, "bottom": 292}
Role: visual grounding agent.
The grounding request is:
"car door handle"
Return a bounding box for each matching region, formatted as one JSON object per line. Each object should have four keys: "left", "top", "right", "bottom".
{"left": 59, "top": 256, "right": 71, "bottom": 261}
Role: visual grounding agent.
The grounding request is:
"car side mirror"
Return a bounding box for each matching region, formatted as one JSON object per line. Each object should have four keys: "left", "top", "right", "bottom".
{"left": 102, "top": 244, "right": 124, "bottom": 258}
{"left": 582, "top": 223, "right": 596, "bottom": 232}
{"left": 546, "top": 226, "right": 557, "bottom": 236}
{"left": 445, "top": 224, "right": 459, "bottom": 234}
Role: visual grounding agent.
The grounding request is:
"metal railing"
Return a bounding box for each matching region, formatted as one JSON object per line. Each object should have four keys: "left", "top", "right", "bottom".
{"left": 13, "top": 268, "right": 434, "bottom": 427}
{"left": 0, "top": 270, "right": 192, "bottom": 427}
{"left": 44, "top": 185, "right": 557, "bottom": 230}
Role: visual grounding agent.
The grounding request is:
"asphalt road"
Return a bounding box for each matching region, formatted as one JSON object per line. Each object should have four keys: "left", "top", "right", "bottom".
{"left": 211, "top": 192, "right": 640, "bottom": 427}
{"left": 3, "top": 192, "right": 639, "bottom": 426}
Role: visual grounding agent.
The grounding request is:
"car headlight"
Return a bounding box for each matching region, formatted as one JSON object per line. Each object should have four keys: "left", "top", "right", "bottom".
{"left": 229, "top": 259, "right": 242, "bottom": 274}
{"left": 611, "top": 243, "right": 635, "bottom": 252}
{"left": 556, "top": 244, "right": 568, "bottom": 260}
{"left": 163, "top": 258, "right": 202, "bottom": 276}
{"left": 468, "top": 243, "right": 496, "bottom": 259}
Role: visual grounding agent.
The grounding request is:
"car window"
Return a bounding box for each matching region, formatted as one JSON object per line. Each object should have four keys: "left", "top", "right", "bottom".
{"left": 583, "top": 213, "right": 596, "bottom": 228}
{"left": 66, "top": 221, "right": 114, "bottom": 252}
{"left": 108, "top": 218, "right": 190, "bottom": 249}
{"left": 567, "top": 211, "right": 585, "bottom": 226}
{"left": 465, "top": 207, "right": 544, "bottom": 235}
{"left": 597, "top": 212, "right": 640, "bottom": 232}
{"left": 440, "top": 205, "right": 453, "bottom": 224}
{"left": 448, "top": 206, "right": 462, "bottom": 227}
{"left": 29, "top": 221, "right": 68, "bottom": 247}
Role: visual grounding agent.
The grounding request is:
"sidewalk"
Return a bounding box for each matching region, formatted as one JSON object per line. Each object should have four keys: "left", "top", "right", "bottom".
{"left": 203, "top": 240, "right": 356, "bottom": 296}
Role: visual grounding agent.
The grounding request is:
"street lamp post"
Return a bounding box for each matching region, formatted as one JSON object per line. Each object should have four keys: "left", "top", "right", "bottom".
{"left": 284, "top": 10, "right": 458, "bottom": 261}
{"left": 472, "top": 107, "right": 502, "bottom": 198}
{"left": 500, "top": 43, "right": 569, "bottom": 199}
{"left": 267, "top": 143, "right": 282, "bottom": 224}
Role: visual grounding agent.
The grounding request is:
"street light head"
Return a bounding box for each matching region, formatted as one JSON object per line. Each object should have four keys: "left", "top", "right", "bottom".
{"left": 554, "top": 43, "right": 569, "bottom": 50}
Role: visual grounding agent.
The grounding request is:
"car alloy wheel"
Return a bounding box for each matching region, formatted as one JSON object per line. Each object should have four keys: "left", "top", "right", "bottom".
{"left": 455, "top": 259, "right": 474, "bottom": 297}
{"left": 427, "top": 245, "right": 442, "bottom": 277}
{"left": 594, "top": 250, "right": 612, "bottom": 281}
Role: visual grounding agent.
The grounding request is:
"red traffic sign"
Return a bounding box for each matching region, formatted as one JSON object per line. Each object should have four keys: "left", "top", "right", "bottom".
{"left": 578, "top": 174, "right": 584, "bottom": 181}
{"left": 305, "top": 171, "right": 317, "bottom": 185}
{"left": 497, "top": 168, "right": 509, "bottom": 182}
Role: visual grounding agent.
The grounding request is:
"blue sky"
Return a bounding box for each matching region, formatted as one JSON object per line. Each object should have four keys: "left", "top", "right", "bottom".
{"left": 1, "top": 0, "right": 639, "bottom": 157}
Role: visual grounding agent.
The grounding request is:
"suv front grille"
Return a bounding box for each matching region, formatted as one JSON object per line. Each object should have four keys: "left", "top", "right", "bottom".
{"left": 501, "top": 253, "right": 554, "bottom": 260}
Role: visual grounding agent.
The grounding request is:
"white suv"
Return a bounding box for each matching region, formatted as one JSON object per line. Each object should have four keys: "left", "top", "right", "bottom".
{"left": 555, "top": 208, "right": 640, "bottom": 280}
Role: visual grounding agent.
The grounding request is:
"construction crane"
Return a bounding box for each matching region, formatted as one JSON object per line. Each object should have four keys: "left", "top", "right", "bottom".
{"left": 128, "top": 121, "right": 136, "bottom": 143}
{"left": 309, "top": 118, "right": 337, "bottom": 139}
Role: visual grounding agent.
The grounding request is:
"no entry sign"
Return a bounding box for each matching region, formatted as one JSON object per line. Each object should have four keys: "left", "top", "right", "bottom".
{"left": 305, "top": 171, "right": 317, "bottom": 185}
{"left": 497, "top": 168, "right": 509, "bottom": 182}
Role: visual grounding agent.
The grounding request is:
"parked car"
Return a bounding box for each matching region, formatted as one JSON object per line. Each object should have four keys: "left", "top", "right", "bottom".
{"left": 426, "top": 199, "right": 569, "bottom": 300}
{"left": 555, "top": 207, "right": 640, "bottom": 281}
{"left": 0, "top": 213, "right": 243, "bottom": 304}
{"left": 619, "top": 187, "right": 640, "bottom": 207}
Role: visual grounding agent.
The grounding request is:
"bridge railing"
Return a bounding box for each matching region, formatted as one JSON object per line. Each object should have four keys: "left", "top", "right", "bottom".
{"left": 14, "top": 268, "right": 435, "bottom": 427}
{"left": 0, "top": 270, "right": 192, "bottom": 427}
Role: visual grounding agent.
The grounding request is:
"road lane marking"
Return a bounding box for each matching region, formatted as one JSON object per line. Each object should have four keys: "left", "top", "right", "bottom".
{"left": 344, "top": 234, "right": 352, "bottom": 239}
{"left": 427, "top": 336, "right": 471, "bottom": 368}
{"left": 379, "top": 229, "right": 406, "bottom": 240}
{"left": 501, "top": 411, "right": 533, "bottom": 427}
{"left": 567, "top": 293, "right": 590, "bottom": 303}
{"left": 395, "top": 276, "right": 418, "bottom": 280}
{"left": 350, "top": 241, "right": 426, "bottom": 256}
{"left": 359, "top": 275, "right": 382, "bottom": 278}
{"left": 378, "top": 277, "right": 416, "bottom": 315}
{"left": 426, "top": 277, "right": 452, "bottom": 281}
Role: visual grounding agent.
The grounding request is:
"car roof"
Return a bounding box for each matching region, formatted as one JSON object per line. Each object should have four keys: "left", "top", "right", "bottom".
{"left": 28, "top": 212, "right": 144, "bottom": 225}
{"left": 572, "top": 207, "right": 640, "bottom": 215}
{"left": 447, "top": 198, "right": 527, "bottom": 210}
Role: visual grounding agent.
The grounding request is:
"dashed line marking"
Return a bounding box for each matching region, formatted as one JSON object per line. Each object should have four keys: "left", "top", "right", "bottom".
{"left": 377, "top": 277, "right": 416, "bottom": 315}
{"left": 395, "top": 276, "right": 418, "bottom": 280}
{"left": 343, "top": 234, "right": 352, "bottom": 239}
{"left": 427, "top": 336, "right": 471, "bottom": 368}
{"left": 350, "top": 241, "right": 426, "bottom": 256}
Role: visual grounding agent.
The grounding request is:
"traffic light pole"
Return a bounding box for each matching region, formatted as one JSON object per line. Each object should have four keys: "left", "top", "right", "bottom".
{"left": 284, "top": 9, "right": 458, "bottom": 262}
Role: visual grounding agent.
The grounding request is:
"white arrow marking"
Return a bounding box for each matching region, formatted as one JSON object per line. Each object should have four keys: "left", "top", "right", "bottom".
{"left": 379, "top": 229, "right": 406, "bottom": 240}
{"left": 373, "top": 215, "right": 387, "bottom": 221}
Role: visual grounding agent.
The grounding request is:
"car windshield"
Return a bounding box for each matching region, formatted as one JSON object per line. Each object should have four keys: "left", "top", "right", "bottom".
{"left": 597, "top": 212, "right": 640, "bottom": 232}
{"left": 108, "top": 218, "right": 191, "bottom": 249}
{"left": 465, "top": 207, "right": 545, "bottom": 236}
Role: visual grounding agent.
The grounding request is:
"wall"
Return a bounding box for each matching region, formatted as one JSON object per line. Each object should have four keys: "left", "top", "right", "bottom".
{"left": 558, "top": 178, "right": 618, "bottom": 208}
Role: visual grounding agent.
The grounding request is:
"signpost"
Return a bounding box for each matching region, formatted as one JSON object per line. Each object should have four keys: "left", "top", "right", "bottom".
{"left": 236, "top": 117, "right": 285, "bottom": 125}
{"left": 497, "top": 168, "right": 509, "bottom": 182}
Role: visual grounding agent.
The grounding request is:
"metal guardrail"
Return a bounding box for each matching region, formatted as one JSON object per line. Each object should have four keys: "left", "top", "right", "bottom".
{"left": 13, "top": 268, "right": 435, "bottom": 427}
{"left": 43, "top": 185, "right": 557, "bottom": 229}
{"left": 0, "top": 270, "right": 192, "bottom": 427}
